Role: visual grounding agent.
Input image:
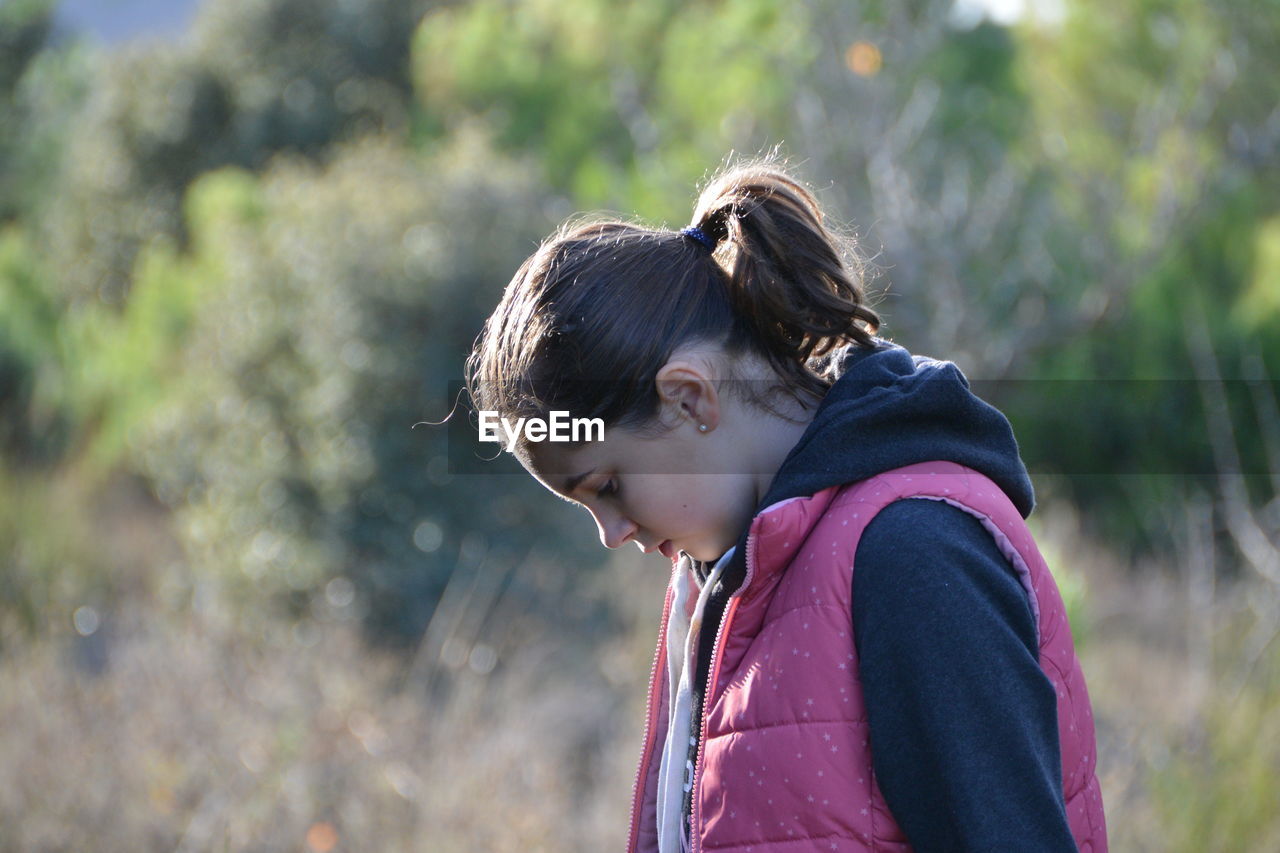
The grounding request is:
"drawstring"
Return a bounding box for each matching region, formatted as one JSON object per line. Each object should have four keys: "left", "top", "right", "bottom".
{"left": 656, "top": 547, "right": 735, "bottom": 853}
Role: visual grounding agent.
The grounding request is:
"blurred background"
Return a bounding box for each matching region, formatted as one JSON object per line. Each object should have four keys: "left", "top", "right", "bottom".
{"left": 1, "top": 0, "right": 1278, "bottom": 849}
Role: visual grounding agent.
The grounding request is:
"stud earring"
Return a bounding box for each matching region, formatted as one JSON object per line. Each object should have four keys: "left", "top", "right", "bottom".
{"left": 698, "top": 423, "right": 709, "bottom": 432}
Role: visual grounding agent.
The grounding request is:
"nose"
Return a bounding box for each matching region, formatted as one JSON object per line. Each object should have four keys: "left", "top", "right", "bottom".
{"left": 591, "top": 506, "right": 637, "bottom": 550}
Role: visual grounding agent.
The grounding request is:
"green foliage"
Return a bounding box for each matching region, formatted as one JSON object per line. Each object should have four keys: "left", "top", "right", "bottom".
{"left": 59, "top": 234, "right": 204, "bottom": 475}
{"left": 1014, "top": 0, "right": 1278, "bottom": 339}
{"left": 1151, "top": 640, "right": 1280, "bottom": 850}
{"left": 191, "top": 0, "right": 429, "bottom": 158}
{"left": 2, "top": 0, "right": 1278, "bottom": 645}
{"left": 412, "top": 0, "right": 812, "bottom": 214}
{"left": 996, "top": 0, "right": 1280, "bottom": 556}
{"left": 41, "top": 0, "right": 429, "bottom": 306}
{"left": 0, "top": 0, "right": 87, "bottom": 225}
{"left": 1, "top": 216, "right": 203, "bottom": 478}
{"left": 127, "top": 134, "right": 601, "bottom": 646}
{"left": 922, "top": 21, "right": 1027, "bottom": 151}
{"left": 1235, "top": 216, "right": 1280, "bottom": 331}
{"left": 727, "top": 0, "right": 1071, "bottom": 375}
{"left": 41, "top": 46, "right": 235, "bottom": 305}
{"left": 0, "top": 226, "right": 69, "bottom": 463}
{"left": 1017, "top": 0, "right": 1237, "bottom": 269}
{"left": 1029, "top": 517, "right": 1092, "bottom": 651}
{"left": 0, "top": 0, "right": 53, "bottom": 90}
{"left": 2, "top": 0, "right": 617, "bottom": 651}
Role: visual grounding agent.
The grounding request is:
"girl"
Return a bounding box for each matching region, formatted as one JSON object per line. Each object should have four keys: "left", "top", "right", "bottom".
{"left": 465, "top": 159, "right": 1107, "bottom": 852}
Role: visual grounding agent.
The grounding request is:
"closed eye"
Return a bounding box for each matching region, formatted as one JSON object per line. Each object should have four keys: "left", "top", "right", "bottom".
{"left": 596, "top": 479, "right": 618, "bottom": 498}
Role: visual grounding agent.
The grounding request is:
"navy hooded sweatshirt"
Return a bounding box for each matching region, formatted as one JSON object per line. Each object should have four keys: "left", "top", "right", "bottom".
{"left": 686, "top": 338, "right": 1077, "bottom": 852}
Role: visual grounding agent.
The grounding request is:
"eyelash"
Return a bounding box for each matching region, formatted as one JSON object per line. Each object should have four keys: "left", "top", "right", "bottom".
{"left": 597, "top": 479, "right": 618, "bottom": 498}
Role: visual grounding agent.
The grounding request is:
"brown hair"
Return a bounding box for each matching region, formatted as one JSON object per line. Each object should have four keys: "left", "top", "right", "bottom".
{"left": 464, "top": 156, "right": 881, "bottom": 462}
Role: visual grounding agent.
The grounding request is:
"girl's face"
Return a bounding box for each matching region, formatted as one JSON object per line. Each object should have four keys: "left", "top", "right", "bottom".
{"left": 521, "top": 347, "right": 817, "bottom": 563}
{"left": 526, "top": 420, "right": 762, "bottom": 563}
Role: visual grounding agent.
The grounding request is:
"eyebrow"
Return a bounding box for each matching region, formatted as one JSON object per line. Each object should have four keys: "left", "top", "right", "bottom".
{"left": 562, "top": 468, "right": 596, "bottom": 496}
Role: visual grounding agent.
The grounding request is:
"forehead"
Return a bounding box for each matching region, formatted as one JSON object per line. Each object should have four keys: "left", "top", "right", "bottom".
{"left": 526, "top": 432, "right": 606, "bottom": 469}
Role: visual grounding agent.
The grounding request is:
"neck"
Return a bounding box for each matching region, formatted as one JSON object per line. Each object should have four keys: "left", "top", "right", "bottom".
{"left": 751, "top": 396, "right": 820, "bottom": 509}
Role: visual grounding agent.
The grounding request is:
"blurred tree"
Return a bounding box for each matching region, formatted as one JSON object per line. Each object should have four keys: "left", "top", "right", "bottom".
{"left": 0, "top": 0, "right": 55, "bottom": 222}
{"left": 1006, "top": 0, "right": 1280, "bottom": 555}
{"left": 192, "top": 0, "right": 429, "bottom": 160}
{"left": 128, "top": 133, "right": 608, "bottom": 650}
{"left": 0, "top": 1, "right": 84, "bottom": 465}
{"left": 0, "top": 227, "right": 67, "bottom": 464}
{"left": 412, "top": 0, "right": 812, "bottom": 215}
{"left": 5, "top": 0, "right": 1277, "bottom": 651}
{"left": 41, "top": 0, "right": 431, "bottom": 307}
{"left": 1, "top": 0, "right": 636, "bottom": 656}
{"left": 772, "top": 0, "right": 1058, "bottom": 371}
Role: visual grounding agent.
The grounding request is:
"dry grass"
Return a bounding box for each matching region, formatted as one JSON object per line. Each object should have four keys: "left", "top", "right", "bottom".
{"left": 0, "top": 578, "right": 657, "bottom": 853}
{"left": 1, "top": 496, "right": 1276, "bottom": 851}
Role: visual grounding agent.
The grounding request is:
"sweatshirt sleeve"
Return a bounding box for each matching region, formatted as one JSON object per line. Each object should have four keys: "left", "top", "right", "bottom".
{"left": 851, "top": 498, "right": 1077, "bottom": 853}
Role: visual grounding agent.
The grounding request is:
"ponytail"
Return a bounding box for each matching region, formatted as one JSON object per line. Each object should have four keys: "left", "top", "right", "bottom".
{"left": 689, "top": 161, "right": 881, "bottom": 402}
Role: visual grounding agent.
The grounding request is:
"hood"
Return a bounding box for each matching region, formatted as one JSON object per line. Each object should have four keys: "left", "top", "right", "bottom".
{"left": 756, "top": 337, "right": 1035, "bottom": 518}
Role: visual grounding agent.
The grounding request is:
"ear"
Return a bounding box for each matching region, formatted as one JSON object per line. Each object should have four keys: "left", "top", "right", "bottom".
{"left": 654, "top": 357, "right": 721, "bottom": 432}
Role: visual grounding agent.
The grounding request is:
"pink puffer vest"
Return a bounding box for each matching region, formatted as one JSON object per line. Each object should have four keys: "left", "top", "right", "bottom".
{"left": 627, "top": 461, "right": 1107, "bottom": 852}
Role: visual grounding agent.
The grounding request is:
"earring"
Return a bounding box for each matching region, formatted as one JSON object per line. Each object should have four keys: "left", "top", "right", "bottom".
{"left": 698, "top": 424, "right": 709, "bottom": 432}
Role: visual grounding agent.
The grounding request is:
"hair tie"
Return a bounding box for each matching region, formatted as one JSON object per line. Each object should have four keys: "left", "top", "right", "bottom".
{"left": 680, "top": 225, "right": 716, "bottom": 251}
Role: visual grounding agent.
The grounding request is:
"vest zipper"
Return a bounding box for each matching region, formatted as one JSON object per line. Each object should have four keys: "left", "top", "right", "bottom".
{"left": 688, "top": 530, "right": 756, "bottom": 853}
{"left": 627, "top": 582, "right": 677, "bottom": 853}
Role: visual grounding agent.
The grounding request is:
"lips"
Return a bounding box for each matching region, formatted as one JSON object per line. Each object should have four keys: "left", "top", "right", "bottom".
{"left": 637, "top": 539, "right": 677, "bottom": 559}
